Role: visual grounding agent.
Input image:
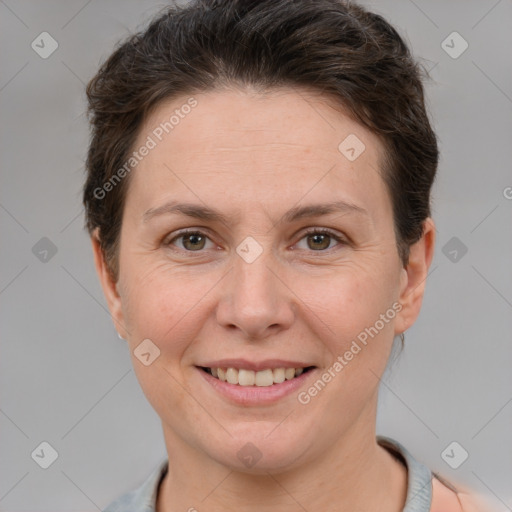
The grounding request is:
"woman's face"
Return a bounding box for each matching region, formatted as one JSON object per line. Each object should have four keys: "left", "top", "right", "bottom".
{"left": 94, "top": 87, "right": 434, "bottom": 472}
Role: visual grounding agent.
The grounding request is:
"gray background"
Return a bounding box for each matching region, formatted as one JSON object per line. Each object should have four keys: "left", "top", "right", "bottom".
{"left": 1, "top": 0, "right": 511, "bottom": 510}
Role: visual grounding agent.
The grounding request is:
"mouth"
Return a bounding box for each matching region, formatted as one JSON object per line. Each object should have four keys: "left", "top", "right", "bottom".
{"left": 198, "top": 366, "right": 316, "bottom": 387}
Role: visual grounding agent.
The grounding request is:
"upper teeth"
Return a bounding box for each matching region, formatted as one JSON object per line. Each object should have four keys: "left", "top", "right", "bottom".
{"left": 211, "top": 367, "right": 304, "bottom": 386}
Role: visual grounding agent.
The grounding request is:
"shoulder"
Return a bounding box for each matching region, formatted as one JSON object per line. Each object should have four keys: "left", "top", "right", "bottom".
{"left": 431, "top": 473, "right": 496, "bottom": 512}
{"left": 376, "top": 436, "right": 496, "bottom": 512}
{"left": 102, "top": 459, "right": 168, "bottom": 512}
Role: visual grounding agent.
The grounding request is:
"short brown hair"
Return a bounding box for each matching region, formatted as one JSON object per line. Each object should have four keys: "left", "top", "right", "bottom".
{"left": 83, "top": 0, "right": 438, "bottom": 280}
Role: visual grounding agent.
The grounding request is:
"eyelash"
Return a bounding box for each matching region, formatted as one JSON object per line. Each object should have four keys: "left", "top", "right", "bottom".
{"left": 164, "top": 227, "right": 347, "bottom": 255}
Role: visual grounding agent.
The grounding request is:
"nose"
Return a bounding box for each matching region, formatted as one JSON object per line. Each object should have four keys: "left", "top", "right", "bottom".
{"left": 215, "top": 245, "right": 295, "bottom": 341}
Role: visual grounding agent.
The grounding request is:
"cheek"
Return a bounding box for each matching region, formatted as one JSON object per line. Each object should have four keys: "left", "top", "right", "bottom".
{"left": 292, "top": 263, "right": 398, "bottom": 343}
{"left": 121, "top": 253, "right": 400, "bottom": 354}
{"left": 294, "top": 271, "right": 398, "bottom": 421}
{"left": 120, "top": 265, "right": 208, "bottom": 416}
{"left": 121, "top": 262, "right": 218, "bottom": 352}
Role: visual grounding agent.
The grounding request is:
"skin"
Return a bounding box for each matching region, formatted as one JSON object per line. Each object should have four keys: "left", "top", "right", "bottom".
{"left": 92, "top": 87, "right": 435, "bottom": 512}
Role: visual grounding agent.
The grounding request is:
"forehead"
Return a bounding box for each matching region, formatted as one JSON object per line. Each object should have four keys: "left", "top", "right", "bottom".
{"left": 125, "top": 87, "right": 390, "bottom": 221}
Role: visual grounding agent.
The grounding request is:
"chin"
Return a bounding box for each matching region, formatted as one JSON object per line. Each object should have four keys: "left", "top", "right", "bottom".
{"left": 206, "top": 427, "right": 311, "bottom": 474}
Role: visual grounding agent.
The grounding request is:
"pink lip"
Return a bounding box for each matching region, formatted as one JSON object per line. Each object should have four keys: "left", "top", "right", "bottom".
{"left": 196, "top": 366, "right": 316, "bottom": 406}
{"left": 197, "top": 359, "right": 312, "bottom": 372}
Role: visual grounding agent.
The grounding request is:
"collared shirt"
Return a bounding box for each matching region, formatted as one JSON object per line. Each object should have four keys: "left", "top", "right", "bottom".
{"left": 102, "top": 436, "right": 485, "bottom": 511}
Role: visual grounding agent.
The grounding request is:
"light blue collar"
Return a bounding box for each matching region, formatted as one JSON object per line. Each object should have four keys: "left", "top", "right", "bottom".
{"left": 103, "top": 436, "right": 432, "bottom": 511}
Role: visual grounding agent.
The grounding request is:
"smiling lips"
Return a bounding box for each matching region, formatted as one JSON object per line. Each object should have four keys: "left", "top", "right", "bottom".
{"left": 202, "top": 366, "right": 314, "bottom": 386}
{"left": 200, "top": 365, "right": 313, "bottom": 387}
{"left": 197, "top": 358, "right": 316, "bottom": 387}
{"left": 197, "top": 361, "right": 317, "bottom": 405}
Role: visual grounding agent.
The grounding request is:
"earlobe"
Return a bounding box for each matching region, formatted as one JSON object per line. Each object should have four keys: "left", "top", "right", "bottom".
{"left": 91, "top": 230, "right": 128, "bottom": 339}
{"left": 394, "top": 218, "right": 436, "bottom": 335}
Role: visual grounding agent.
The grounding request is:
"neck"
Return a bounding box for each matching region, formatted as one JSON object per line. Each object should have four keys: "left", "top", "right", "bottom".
{"left": 156, "top": 402, "right": 407, "bottom": 512}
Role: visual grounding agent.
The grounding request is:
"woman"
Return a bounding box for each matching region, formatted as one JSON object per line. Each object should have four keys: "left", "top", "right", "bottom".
{"left": 83, "top": 1, "right": 493, "bottom": 510}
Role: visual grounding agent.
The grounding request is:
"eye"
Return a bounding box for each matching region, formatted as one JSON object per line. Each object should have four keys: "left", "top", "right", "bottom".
{"left": 165, "top": 229, "right": 215, "bottom": 252}
{"left": 164, "top": 227, "right": 347, "bottom": 254}
{"left": 295, "top": 228, "right": 346, "bottom": 252}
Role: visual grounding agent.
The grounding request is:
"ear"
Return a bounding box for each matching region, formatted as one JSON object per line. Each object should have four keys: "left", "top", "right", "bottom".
{"left": 394, "top": 218, "right": 436, "bottom": 335}
{"left": 91, "top": 229, "right": 128, "bottom": 339}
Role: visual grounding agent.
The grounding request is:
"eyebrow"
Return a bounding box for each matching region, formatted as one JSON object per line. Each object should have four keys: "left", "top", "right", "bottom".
{"left": 142, "top": 200, "right": 368, "bottom": 225}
